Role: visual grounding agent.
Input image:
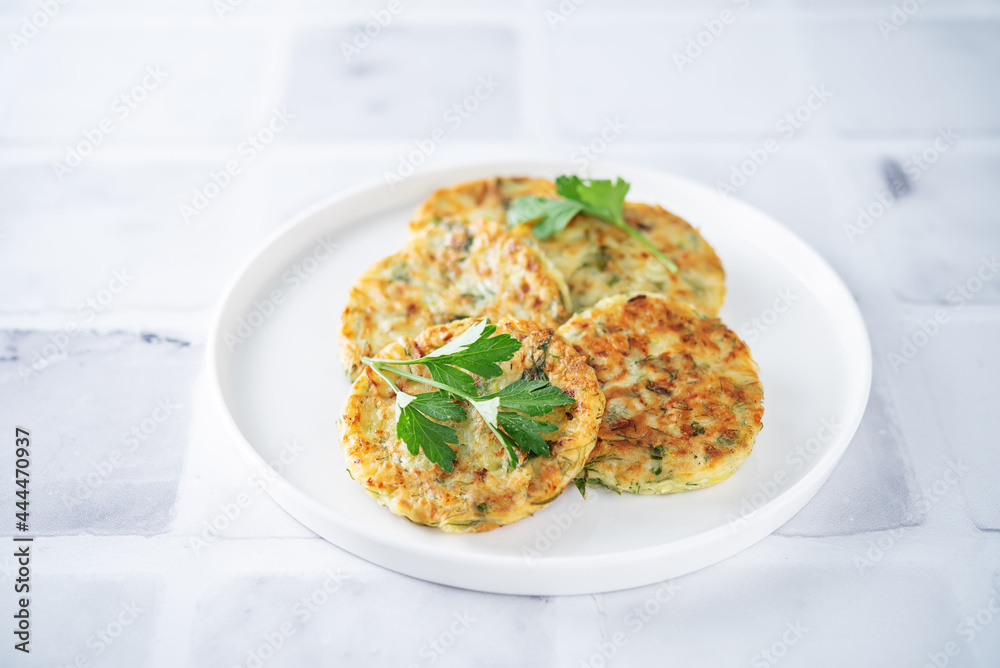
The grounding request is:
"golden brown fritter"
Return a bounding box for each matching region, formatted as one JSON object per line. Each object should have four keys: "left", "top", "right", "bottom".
{"left": 339, "top": 217, "right": 570, "bottom": 378}
{"left": 410, "top": 176, "right": 557, "bottom": 232}
{"left": 339, "top": 317, "right": 605, "bottom": 532}
{"left": 410, "top": 176, "right": 726, "bottom": 315}
{"left": 557, "top": 293, "right": 763, "bottom": 494}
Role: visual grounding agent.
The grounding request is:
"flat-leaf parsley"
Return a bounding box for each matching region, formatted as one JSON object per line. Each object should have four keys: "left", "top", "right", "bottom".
{"left": 361, "top": 320, "right": 576, "bottom": 472}
{"left": 507, "top": 175, "right": 679, "bottom": 273}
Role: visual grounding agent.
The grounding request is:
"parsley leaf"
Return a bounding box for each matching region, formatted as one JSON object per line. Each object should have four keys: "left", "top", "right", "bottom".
{"left": 396, "top": 403, "right": 460, "bottom": 472}
{"left": 508, "top": 196, "right": 583, "bottom": 239}
{"left": 389, "top": 319, "right": 522, "bottom": 379}
{"left": 421, "top": 318, "right": 493, "bottom": 359}
{"left": 407, "top": 390, "right": 467, "bottom": 422}
{"left": 425, "top": 362, "right": 480, "bottom": 398}
{"left": 497, "top": 411, "right": 556, "bottom": 457}
{"left": 555, "top": 175, "right": 629, "bottom": 224}
{"left": 486, "top": 378, "right": 576, "bottom": 416}
{"left": 469, "top": 396, "right": 500, "bottom": 428}
{"left": 360, "top": 319, "right": 576, "bottom": 473}
{"left": 424, "top": 333, "right": 521, "bottom": 379}
{"left": 509, "top": 175, "right": 679, "bottom": 273}
{"left": 492, "top": 427, "right": 520, "bottom": 468}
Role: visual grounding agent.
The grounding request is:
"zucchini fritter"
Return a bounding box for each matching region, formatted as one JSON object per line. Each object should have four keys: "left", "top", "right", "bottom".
{"left": 339, "top": 317, "right": 605, "bottom": 532}
{"left": 410, "top": 176, "right": 726, "bottom": 315}
{"left": 557, "top": 293, "right": 763, "bottom": 494}
{"left": 339, "top": 217, "right": 570, "bottom": 378}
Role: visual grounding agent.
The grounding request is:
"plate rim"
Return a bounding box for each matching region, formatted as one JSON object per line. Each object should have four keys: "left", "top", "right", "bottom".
{"left": 207, "top": 157, "right": 873, "bottom": 594}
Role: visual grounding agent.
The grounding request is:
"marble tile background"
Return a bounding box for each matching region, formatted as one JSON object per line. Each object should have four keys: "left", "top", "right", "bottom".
{"left": 1, "top": 1, "right": 998, "bottom": 666}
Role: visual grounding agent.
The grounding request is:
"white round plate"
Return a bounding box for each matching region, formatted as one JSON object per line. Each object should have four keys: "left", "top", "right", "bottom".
{"left": 209, "top": 159, "right": 871, "bottom": 595}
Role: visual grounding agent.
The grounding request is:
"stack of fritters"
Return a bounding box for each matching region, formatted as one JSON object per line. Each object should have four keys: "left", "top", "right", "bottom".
{"left": 410, "top": 177, "right": 727, "bottom": 314}
{"left": 339, "top": 176, "right": 764, "bottom": 532}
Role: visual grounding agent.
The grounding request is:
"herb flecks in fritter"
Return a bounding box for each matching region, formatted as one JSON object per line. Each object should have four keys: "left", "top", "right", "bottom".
{"left": 508, "top": 176, "right": 679, "bottom": 273}
{"left": 409, "top": 176, "right": 724, "bottom": 315}
{"left": 339, "top": 217, "right": 570, "bottom": 379}
{"left": 340, "top": 317, "right": 605, "bottom": 533}
{"left": 557, "top": 293, "right": 764, "bottom": 495}
{"left": 362, "top": 319, "right": 576, "bottom": 472}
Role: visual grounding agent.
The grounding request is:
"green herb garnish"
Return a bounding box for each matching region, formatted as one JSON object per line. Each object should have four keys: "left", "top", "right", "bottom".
{"left": 361, "top": 319, "right": 576, "bottom": 472}
{"left": 507, "top": 175, "right": 678, "bottom": 273}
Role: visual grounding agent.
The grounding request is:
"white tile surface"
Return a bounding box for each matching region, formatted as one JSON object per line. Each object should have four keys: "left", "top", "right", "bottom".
{"left": 190, "top": 572, "right": 601, "bottom": 667}
{"left": 548, "top": 14, "right": 817, "bottom": 139}
{"left": 776, "top": 380, "right": 917, "bottom": 536}
{"left": 1, "top": 27, "right": 273, "bottom": 145}
{"left": 596, "top": 551, "right": 963, "bottom": 667}
{"left": 800, "top": 17, "right": 1000, "bottom": 134}
{"left": 283, "top": 26, "right": 519, "bottom": 142}
{"left": 918, "top": 318, "right": 1000, "bottom": 530}
{"left": 869, "top": 148, "right": 1000, "bottom": 304}
{"left": 34, "top": 576, "right": 162, "bottom": 668}
{"left": 0, "top": 331, "right": 197, "bottom": 536}
{"left": 0, "top": 158, "right": 282, "bottom": 313}
{"left": 1, "top": 2, "right": 999, "bottom": 666}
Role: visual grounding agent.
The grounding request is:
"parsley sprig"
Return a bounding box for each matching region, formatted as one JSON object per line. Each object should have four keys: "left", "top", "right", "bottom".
{"left": 507, "top": 175, "right": 678, "bottom": 273}
{"left": 361, "top": 320, "right": 576, "bottom": 472}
